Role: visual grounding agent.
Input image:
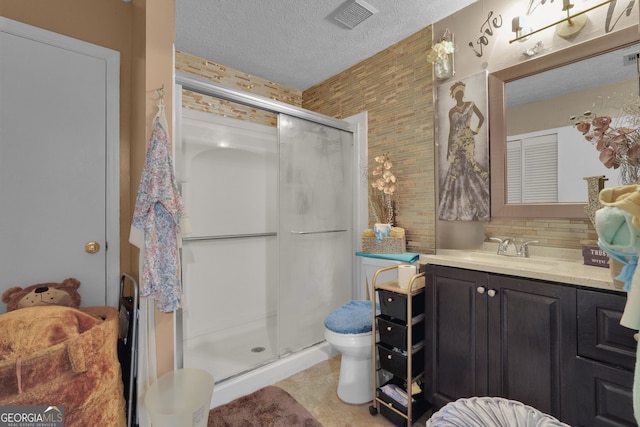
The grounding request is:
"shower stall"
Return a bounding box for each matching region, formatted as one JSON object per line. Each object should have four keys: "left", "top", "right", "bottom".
{"left": 174, "top": 73, "right": 366, "bottom": 406}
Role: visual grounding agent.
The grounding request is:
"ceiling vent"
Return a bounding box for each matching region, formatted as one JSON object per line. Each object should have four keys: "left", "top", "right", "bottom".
{"left": 332, "top": 0, "right": 378, "bottom": 29}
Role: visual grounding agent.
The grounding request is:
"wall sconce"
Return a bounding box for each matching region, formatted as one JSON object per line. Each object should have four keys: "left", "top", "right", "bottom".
{"left": 511, "top": 16, "right": 532, "bottom": 42}
{"left": 427, "top": 29, "right": 455, "bottom": 80}
{"left": 510, "top": 0, "right": 612, "bottom": 44}
{"left": 556, "top": 0, "right": 588, "bottom": 38}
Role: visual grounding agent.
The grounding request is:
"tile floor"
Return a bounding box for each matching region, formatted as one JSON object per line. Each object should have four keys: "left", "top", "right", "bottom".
{"left": 275, "top": 355, "right": 431, "bottom": 427}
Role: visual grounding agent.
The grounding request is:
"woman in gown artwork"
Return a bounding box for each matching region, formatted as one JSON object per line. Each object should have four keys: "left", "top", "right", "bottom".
{"left": 438, "top": 81, "right": 490, "bottom": 221}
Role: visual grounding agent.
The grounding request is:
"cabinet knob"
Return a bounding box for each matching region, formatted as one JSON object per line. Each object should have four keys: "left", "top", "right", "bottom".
{"left": 477, "top": 286, "right": 485, "bottom": 294}
{"left": 387, "top": 354, "right": 392, "bottom": 360}
{"left": 387, "top": 297, "right": 393, "bottom": 302}
{"left": 488, "top": 289, "right": 497, "bottom": 297}
{"left": 386, "top": 326, "right": 392, "bottom": 331}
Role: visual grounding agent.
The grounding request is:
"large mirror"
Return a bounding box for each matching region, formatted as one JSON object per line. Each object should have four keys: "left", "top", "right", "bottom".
{"left": 489, "top": 26, "right": 639, "bottom": 218}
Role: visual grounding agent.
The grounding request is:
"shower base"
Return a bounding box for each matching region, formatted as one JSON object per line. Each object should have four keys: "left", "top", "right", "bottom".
{"left": 183, "top": 314, "right": 337, "bottom": 408}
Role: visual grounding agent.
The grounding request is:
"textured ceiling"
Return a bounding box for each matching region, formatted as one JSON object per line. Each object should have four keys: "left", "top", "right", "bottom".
{"left": 175, "top": 0, "right": 478, "bottom": 91}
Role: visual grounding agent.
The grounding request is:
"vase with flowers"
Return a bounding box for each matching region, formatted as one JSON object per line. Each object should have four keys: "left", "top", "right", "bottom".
{"left": 570, "top": 108, "right": 640, "bottom": 185}
{"left": 571, "top": 101, "right": 640, "bottom": 287}
{"left": 369, "top": 153, "right": 397, "bottom": 236}
{"left": 427, "top": 29, "right": 455, "bottom": 80}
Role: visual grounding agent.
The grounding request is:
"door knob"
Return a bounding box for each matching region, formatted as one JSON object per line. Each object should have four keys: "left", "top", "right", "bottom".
{"left": 85, "top": 241, "right": 100, "bottom": 254}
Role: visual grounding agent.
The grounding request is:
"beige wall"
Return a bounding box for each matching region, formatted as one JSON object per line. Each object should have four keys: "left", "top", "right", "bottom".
{"left": 433, "top": 0, "right": 638, "bottom": 249}
{"left": 130, "top": 0, "right": 176, "bottom": 378}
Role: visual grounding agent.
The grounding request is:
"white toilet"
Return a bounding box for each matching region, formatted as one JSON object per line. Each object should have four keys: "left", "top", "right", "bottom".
{"left": 325, "top": 256, "right": 417, "bottom": 404}
{"left": 324, "top": 300, "right": 376, "bottom": 404}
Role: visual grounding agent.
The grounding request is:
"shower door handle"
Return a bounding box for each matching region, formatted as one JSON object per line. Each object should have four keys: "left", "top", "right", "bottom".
{"left": 290, "top": 229, "right": 347, "bottom": 235}
{"left": 183, "top": 232, "right": 277, "bottom": 242}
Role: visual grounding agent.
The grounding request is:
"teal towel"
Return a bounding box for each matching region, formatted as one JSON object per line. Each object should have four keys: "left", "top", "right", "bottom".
{"left": 355, "top": 251, "right": 419, "bottom": 263}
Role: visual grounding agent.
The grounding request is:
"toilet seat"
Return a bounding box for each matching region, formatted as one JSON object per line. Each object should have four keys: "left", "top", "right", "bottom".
{"left": 324, "top": 300, "right": 377, "bottom": 334}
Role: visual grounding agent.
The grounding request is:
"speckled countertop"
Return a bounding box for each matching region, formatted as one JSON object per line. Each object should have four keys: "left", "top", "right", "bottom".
{"left": 419, "top": 243, "right": 620, "bottom": 292}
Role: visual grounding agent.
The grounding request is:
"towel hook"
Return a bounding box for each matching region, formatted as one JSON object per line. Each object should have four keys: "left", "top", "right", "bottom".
{"left": 155, "top": 85, "right": 165, "bottom": 106}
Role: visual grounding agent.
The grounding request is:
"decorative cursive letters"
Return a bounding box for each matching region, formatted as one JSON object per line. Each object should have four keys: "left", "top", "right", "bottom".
{"left": 605, "top": 0, "right": 636, "bottom": 33}
{"left": 468, "top": 11, "right": 503, "bottom": 57}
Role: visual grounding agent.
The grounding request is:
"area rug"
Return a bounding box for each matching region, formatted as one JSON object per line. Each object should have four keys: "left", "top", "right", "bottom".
{"left": 208, "top": 385, "right": 322, "bottom": 427}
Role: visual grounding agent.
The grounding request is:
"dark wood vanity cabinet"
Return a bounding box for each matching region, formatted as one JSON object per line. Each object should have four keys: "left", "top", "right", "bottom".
{"left": 423, "top": 264, "right": 578, "bottom": 424}
{"left": 423, "top": 264, "right": 639, "bottom": 427}
{"left": 576, "top": 289, "right": 637, "bottom": 427}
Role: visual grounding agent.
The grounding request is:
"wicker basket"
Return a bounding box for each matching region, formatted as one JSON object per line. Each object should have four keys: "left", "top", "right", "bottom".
{"left": 362, "top": 237, "right": 406, "bottom": 254}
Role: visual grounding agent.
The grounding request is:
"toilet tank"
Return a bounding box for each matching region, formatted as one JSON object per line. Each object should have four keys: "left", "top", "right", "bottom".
{"left": 358, "top": 256, "right": 412, "bottom": 300}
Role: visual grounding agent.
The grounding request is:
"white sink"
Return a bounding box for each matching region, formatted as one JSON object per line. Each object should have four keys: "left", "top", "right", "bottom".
{"left": 421, "top": 248, "right": 614, "bottom": 291}
{"left": 435, "top": 250, "right": 560, "bottom": 269}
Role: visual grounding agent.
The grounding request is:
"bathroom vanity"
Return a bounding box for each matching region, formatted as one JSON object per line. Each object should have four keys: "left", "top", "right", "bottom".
{"left": 421, "top": 249, "right": 637, "bottom": 427}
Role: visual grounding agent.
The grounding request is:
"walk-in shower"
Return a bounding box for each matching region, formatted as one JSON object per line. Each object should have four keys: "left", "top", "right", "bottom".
{"left": 175, "top": 73, "right": 366, "bottom": 407}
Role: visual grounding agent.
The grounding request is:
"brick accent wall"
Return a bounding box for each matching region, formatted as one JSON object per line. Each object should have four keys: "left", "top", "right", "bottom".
{"left": 484, "top": 218, "right": 597, "bottom": 249}
{"left": 303, "top": 27, "right": 436, "bottom": 254}
{"left": 175, "top": 51, "right": 301, "bottom": 127}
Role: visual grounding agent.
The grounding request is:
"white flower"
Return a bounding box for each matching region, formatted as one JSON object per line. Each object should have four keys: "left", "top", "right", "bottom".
{"left": 369, "top": 152, "right": 398, "bottom": 224}
{"left": 427, "top": 40, "right": 455, "bottom": 64}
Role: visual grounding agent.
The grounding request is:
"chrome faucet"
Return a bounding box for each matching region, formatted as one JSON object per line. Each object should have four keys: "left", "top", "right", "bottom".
{"left": 516, "top": 240, "right": 539, "bottom": 258}
{"left": 489, "top": 237, "right": 515, "bottom": 256}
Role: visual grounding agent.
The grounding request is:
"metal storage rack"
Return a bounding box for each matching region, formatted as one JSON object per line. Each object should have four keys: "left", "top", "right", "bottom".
{"left": 369, "top": 265, "right": 429, "bottom": 426}
{"left": 117, "top": 273, "right": 140, "bottom": 427}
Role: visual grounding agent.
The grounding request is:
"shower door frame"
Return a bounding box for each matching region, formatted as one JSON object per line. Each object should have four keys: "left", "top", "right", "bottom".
{"left": 174, "top": 72, "right": 367, "bottom": 370}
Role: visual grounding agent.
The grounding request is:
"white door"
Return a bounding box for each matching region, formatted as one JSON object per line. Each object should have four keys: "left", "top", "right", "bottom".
{"left": 0, "top": 18, "right": 120, "bottom": 312}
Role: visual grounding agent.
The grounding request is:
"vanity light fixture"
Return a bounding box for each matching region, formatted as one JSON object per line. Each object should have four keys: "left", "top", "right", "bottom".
{"left": 509, "top": 0, "right": 613, "bottom": 44}
{"left": 556, "top": 0, "right": 588, "bottom": 39}
{"left": 511, "top": 16, "right": 532, "bottom": 42}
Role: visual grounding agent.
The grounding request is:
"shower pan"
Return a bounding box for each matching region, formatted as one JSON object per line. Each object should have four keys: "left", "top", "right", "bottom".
{"left": 175, "top": 72, "right": 363, "bottom": 406}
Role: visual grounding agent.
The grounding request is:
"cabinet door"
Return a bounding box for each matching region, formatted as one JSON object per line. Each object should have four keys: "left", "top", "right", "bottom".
{"left": 424, "top": 265, "right": 489, "bottom": 409}
{"left": 576, "top": 357, "right": 635, "bottom": 427}
{"left": 576, "top": 289, "right": 637, "bottom": 427}
{"left": 488, "top": 275, "right": 577, "bottom": 423}
{"left": 577, "top": 289, "right": 636, "bottom": 371}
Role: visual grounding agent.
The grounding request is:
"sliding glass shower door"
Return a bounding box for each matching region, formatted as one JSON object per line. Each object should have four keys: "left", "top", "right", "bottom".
{"left": 278, "top": 114, "right": 353, "bottom": 354}
{"left": 176, "top": 73, "right": 357, "bottom": 388}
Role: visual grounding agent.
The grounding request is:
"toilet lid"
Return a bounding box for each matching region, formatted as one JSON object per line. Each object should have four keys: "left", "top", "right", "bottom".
{"left": 324, "top": 300, "right": 378, "bottom": 334}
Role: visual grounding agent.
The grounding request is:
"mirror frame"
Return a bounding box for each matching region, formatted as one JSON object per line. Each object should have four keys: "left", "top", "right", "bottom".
{"left": 489, "top": 25, "right": 639, "bottom": 218}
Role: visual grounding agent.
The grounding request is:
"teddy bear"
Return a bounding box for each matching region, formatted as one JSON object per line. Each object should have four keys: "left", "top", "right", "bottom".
{"left": 1, "top": 278, "right": 81, "bottom": 312}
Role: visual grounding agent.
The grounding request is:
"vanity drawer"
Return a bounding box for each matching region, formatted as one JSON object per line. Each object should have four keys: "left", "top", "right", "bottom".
{"left": 576, "top": 356, "right": 635, "bottom": 426}
{"left": 378, "top": 315, "right": 424, "bottom": 351}
{"left": 378, "top": 290, "right": 424, "bottom": 322}
{"left": 577, "top": 289, "right": 636, "bottom": 370}
{"left": 378, "top": 344, "right": 424, "bottom": 379}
